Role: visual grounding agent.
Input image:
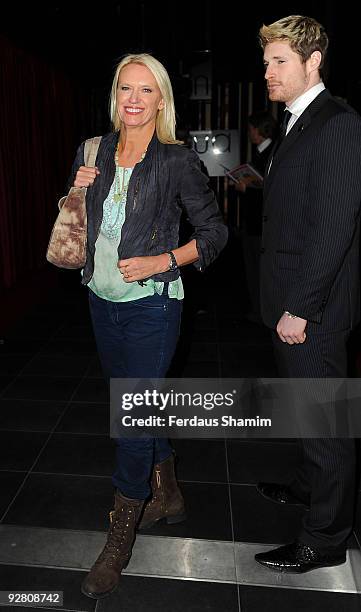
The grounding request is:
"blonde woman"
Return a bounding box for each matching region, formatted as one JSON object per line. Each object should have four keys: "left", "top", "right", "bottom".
{"left": 67, "top": 53, "right": 227, "bottom": 598}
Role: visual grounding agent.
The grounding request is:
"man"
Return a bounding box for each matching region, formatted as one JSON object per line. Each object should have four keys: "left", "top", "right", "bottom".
{"left": 255, "top": 15, "right": 361, "bottom": 572}
{"left": 236, "top": 111, "right": 277, "bottom": 323}
{"left": 247, "top": 111, "right": 278, "bottom": 175}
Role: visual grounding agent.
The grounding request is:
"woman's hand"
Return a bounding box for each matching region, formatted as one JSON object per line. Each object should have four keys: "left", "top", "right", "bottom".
{"left": 74, "top": 166, "right": 100, "bottom": 187}
{"left": 118, "top": 255, "right": 169, "bottom": 282}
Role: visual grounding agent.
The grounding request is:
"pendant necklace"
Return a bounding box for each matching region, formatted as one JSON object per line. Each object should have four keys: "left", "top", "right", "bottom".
{"left": 113, "top": 167, "right": 128, "bottom": 204}
{"left": 113, "top": 141, "right": 147, "bottom": 203}
{"left": 114, "top": 142, "right": 128, "bottom": 203}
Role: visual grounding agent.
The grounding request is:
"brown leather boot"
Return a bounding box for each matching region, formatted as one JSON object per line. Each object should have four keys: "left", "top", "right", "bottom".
{"left": 81, "top": 492, "right": 144, "bottom": 599}
{"left": 139, "top": 453, "right": 186, "bottom": 529}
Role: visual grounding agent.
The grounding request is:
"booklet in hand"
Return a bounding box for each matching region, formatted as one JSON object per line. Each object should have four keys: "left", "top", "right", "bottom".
{"left": 221, "top": 163, "right": 263, "bottom": 189}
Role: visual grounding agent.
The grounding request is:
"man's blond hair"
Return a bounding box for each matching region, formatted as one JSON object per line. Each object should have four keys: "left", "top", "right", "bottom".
{"left": 259, "top": 15, "right": 329, "bottom": 68}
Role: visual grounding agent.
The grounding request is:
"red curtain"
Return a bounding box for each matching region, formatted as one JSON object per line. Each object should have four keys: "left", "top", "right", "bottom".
{"left": 0, "top": 36, "right": 91, "bottom": 289}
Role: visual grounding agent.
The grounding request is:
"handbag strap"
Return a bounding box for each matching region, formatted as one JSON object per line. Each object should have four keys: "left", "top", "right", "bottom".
{"left": 84, "top": 136, "right": 102, "bottom": 167}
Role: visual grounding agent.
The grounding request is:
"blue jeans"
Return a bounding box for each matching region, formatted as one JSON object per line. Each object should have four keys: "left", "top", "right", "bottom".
{"left": 88, "top": 288, "right": 182, "bottom": 499}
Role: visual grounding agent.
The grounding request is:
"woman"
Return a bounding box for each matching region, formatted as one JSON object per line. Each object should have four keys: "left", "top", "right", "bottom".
{"left": 68, "top": 53, "right": 227, "bottom": 599}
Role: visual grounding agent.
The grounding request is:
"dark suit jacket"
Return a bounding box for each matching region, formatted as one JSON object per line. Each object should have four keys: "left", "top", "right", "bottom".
{"left": 260, "top": 89, "right": 361, "bottom": 332}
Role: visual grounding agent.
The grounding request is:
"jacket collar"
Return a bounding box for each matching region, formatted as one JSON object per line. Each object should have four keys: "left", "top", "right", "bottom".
{"left": 103, "top": 129, "right": 158, "bottom": 154}
{"left": 264, "top": 89, "right": 332, "bottom": 192}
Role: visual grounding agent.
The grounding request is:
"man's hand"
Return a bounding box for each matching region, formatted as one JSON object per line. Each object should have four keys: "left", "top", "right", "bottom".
{"left": 118, "top": 254, "right": 169, "bottom": 282}
{"left": 235, "top": 180, "right": 247, "bottom": 193}
{"left": 277, "top": 312, "right": 307, "bottom": 344}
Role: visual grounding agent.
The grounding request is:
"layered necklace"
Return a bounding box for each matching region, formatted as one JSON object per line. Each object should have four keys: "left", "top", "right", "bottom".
{"left": 100, "top": 144, "right": 130, "bottom": 240}
{"left": 101, "top": 167, "right": 129, "bottom": 240}
{"left": 113, "top": 141, "right": 147, "bottom": 203}
{"left": 100, "top": 142, "right": 147, "bottom": 240}
{"left": 114, "top": 142, "right": 128, "bottom": 203}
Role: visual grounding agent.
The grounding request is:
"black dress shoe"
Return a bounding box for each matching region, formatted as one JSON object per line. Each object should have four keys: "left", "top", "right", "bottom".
{"left": 256, "top": 482, "right": 310, "bottom": 509}
{"left": 255, "top": 539, "right": 346, "bottom": 573}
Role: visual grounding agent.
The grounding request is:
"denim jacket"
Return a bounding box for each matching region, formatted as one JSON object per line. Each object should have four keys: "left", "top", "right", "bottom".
{"left": 68, "top": 131, "right": 228, "bottom": 285}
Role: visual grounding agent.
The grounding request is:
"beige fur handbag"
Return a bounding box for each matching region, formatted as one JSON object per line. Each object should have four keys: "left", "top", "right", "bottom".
{"left": 46, "top": 136, "right": 101, "bottom": 269}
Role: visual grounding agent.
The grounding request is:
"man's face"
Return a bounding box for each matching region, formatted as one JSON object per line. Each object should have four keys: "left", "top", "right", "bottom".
{"left": 248, "top": 124, "right": 262, "bottom": 144}
{"left": 263, "top": 41, "right": 314, "bottom": 106}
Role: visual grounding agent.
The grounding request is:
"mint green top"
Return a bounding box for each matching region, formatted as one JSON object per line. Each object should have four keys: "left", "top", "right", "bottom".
{"left": 87, "top": 166, "right": 184, "bottom": 302}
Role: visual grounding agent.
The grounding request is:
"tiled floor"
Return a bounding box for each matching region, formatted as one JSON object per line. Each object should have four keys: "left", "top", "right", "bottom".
{"left": 0, "top": 279, "right": 361, "bottom": 611}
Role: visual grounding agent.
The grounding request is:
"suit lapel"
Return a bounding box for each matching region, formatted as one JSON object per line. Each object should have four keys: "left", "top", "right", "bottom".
{"left": 264, "top": 89, "right": 332, "bottom": 198}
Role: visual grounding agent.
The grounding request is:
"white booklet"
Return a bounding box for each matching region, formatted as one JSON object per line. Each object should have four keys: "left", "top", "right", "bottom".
{"left": 220, "top": 163, "right": 263, "bottom": 189}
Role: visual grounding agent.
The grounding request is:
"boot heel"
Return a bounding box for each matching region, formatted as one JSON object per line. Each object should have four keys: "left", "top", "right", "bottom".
{"left": 166, "top": 512, "right": 187, "bottom": 525}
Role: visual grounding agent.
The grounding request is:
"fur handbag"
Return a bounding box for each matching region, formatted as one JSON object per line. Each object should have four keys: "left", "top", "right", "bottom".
{"left": 46, "top": 136, "right": 102, "bottom": 269}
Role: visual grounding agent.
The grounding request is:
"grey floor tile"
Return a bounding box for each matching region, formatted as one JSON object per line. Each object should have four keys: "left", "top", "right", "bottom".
{"left": 33, "top": 433, "right": 115, "bottom": 476}
{"left": 21, "top": 355, "right": 92, "bottom": 378}
{"left": 40, "top": 339, "right": 96, "bottom": 357}
{"left": 0, "top": 472, "right": 27, "bottom": 518}
{"left": 71, "top": 379, "right": 109, "bottom": 403}
{"left": 0, "top": 431, "right": 49, "bottom": 471}
{"left": 239, "top": 585, "right": 361, "bottom": 612}
{"left": 0, "top": 526, "right": 236, "bottom": 583}
{"left": 2, "top": 376, "right": 81, "bottom": 402}
{"left": 0, "top": 377, "right": 15, "bottom": 394}
{"left": 55, "top": 402, "right": 109, "bottom": 434}
{"left": 96, "top": 575, "right": 239, "bottom": 611}
{"left": 0, "top": 399, "right": 66, "bottom": 431}
{"left": 83, "top": 357, "right": 103, "bottom": 379}
{"left": 3, "top": 473, "right": 113, "bottom": 530}
{"left": 0, "top": 355, "right": 32, "bottom": 377}
{"left": 0, "top": 338, "right": 47, "bottom": 355}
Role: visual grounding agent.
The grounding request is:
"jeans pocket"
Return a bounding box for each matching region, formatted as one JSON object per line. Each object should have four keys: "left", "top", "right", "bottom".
{"left": 132, "top": 294, "right": 167, "bottom": 310}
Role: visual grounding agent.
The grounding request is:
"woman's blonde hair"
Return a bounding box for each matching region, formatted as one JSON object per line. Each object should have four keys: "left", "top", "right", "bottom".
{"left": 109, "top": 53, "right": 182, "bottom": 144}
{"left": 259, "top": 15, "right": 328, "bottom": 68}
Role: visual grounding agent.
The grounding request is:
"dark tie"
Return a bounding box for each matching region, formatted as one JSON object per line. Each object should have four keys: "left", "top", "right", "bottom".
{"left": 271, "top": 110, "right": 292, "bottom": 159}
{"left": 280, "top": 109, "right": 292, "bottom": 138}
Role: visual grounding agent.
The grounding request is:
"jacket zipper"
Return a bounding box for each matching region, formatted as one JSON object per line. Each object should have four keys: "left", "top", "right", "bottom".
{"left": 117, "top": 174, "right": 140, "bottom": 260}
{"left": 147, "top": 226, "right": 158, "bottom": 252}
{"left": 133, "top": 178, "right": 140, "bottom": 210}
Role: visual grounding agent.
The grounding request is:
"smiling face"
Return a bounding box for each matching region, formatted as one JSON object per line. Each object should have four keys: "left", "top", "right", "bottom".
{"left": 116, "top": 63, "right": 165, "bottom": 131}
{"left": 263, "top": 40, "right": 321, "bottom": 106}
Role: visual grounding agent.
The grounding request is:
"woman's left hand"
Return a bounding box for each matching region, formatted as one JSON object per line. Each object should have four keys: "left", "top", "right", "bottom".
{"left": 118, "top": 255, "right": 169, "bottom": 282}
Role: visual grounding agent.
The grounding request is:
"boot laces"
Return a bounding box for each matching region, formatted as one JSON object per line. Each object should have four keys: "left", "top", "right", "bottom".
{"left": 95, "top": 506, "right": 135, "bottom": 568}
{"left": 148, "top": 469, "right": 161, "bottom": 506}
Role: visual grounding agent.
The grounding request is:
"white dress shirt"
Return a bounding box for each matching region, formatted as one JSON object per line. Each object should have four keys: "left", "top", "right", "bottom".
{"left": 285, "top": 82, "right": 326, "bottom": 135}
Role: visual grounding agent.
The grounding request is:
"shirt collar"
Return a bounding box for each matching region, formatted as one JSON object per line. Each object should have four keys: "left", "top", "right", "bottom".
{"left": 286, "top": 82, "right": 326, "bottom": 118}
{"left": 257, "top": 138, "right": 272, "bottom": 153}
